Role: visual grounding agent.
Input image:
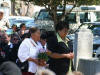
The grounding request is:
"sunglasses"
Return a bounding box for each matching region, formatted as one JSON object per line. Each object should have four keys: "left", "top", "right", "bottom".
{"left": 13, "top": 38, "right": 19, "bottom": 40}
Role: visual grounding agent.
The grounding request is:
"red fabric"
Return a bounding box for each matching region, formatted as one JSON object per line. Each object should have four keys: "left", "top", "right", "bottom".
{"left": 22, "top": 72, "right": 35, "bottom": 75}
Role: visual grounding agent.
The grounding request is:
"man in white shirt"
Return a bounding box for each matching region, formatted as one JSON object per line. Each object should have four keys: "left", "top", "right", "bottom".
{"left": 0, "top": 10, "right": 10, "bottom": 31}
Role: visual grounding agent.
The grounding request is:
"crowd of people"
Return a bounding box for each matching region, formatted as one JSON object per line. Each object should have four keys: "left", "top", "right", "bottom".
{"left": 0, "top": 9, "right": 86, "bottom": 75}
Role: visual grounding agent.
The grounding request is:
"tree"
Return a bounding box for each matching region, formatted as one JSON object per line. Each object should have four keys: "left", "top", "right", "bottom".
{"left": 22, "top": 0, "right": 100, "bottom": 26}
{"left": 11, "top": 0, "right": 16, "bottom": 15}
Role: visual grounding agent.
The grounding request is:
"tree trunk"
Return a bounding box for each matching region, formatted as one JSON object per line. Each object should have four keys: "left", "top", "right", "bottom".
{"left": 25, "top": 1, "right": 30, "bottom": 16}
{"left": 11, "top": 1, "right": 15, "bottom": 15}
{"left": 52, "top": 6, "right": 58, "bottom": 28}
{"left": 53, "top": 10, "right": 57, "bottom": 28}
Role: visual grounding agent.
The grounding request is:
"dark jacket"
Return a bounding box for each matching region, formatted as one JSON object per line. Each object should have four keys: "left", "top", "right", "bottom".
{"left": 0, "top": 43, "right": 7, "bottom": 65}
{"left": 47, "top": 32, "right": 74, "bottom": 73}
{"left": 3, "top": 43, "right": 20, "bottom": 63}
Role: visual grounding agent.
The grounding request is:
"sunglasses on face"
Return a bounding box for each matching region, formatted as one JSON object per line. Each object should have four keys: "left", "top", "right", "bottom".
{"left": 13, "top": 38, "right": 19, "bottom": 40}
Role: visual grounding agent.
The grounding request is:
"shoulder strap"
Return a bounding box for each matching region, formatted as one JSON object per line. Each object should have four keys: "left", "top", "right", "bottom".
{"left": 30, "top": 40, "right": 36, "bottom": 47}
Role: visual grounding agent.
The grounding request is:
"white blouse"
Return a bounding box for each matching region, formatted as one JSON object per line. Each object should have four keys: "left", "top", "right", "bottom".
{"left": 18, "top": 38, "right": 42, "bottom": 73}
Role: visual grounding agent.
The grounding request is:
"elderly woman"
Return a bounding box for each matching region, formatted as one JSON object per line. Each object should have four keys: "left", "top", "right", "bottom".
{"left": 18, "top": 27, "right": 46, "bottom": 75}
{"left": 47, "top": 21, "right": 74, "bottom": 75}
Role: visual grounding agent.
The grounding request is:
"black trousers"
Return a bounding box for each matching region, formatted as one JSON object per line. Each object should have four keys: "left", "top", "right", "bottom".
{"left": 56, "top": 72, "right": 67, "bottom": 75}
{"left": 49, "top": 65, "right": 68, "bottom": 75}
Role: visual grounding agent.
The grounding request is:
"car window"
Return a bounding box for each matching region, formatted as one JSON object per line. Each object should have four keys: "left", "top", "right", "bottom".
{"left": 37, "top": 11, "right": 51, "bottom": 20}
{"left": 93, "top": 27, "right": 100, "bottom": 36}
{"left": 67, "top": 13, "right": 76, "bottom": 23}
{"left": 80, "top": 12, "right": 91, "bottom": 23}
{"left": 94, "top": 12, "right": 100, "bottom": 22}
{"left": 37, "top": 10, "right": 77, "bottom": 23}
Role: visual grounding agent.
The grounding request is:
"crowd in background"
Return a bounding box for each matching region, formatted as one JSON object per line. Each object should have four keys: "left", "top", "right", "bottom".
{"left": 0, "top": 8, "right": 95, "bottom": 75}
{"left": 0, "top": 22, "right": 84, "bottom": 75}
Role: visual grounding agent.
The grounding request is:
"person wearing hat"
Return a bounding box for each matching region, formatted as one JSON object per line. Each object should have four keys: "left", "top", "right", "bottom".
{"left": 0, "top": 9, "right": 10, "bottom": 31}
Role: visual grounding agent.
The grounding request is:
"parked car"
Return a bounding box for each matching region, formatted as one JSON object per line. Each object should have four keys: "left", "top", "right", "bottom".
{"left": 8, "top": 16, "right": 36, "bottom": 28}
{"left": 93, "top": 27, "right": 100, "bottom": 57}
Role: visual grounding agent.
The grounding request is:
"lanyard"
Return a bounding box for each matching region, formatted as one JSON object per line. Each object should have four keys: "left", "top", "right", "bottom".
{"left": 30, "top": 40, "right": 36, "bottom": 47}
{"left": 30, "top": 38, "right": 37, "bottom": 47}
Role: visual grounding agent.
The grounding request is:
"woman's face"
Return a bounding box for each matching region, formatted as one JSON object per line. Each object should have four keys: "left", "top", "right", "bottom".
{"left": 12, "top": 26, "right": 17, "bottom": 32}
{"left": 58, "top": 28, "right": 69, "bottom": 39}
{"left": 31, "top": 30, "right": 40, "bottom": 42}
{"left": 21, "top": 26, "right": 26, "bottom": 30}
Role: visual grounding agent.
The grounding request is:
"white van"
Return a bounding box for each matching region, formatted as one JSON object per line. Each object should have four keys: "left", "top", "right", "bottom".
{"left": 33, "top": 5, "right": 100, "bottom": 31}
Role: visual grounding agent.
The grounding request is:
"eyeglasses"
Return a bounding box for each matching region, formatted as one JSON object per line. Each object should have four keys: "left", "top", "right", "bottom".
{"left": 13, "top": 38, "right": 19, "bottom": 40}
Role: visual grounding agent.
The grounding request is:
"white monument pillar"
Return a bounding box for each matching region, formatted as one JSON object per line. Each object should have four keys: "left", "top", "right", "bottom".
{"left": 74, "top": 28, "right": 93, "bottom": 70}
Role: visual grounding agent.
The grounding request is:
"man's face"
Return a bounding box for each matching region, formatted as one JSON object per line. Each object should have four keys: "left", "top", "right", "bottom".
{"left": 0, "top": 12, "right": 3, "bottom": 19}
{"left": 1, "top": 34, "right": 10, "bottom": 44}
{"left": 12, "top": 36, "right": 19, "bottom": 44}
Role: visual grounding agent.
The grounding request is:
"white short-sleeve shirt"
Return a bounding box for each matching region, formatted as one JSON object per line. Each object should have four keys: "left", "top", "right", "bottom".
{"left": 0, "top": 18, "right": 10, "bottom": 31}
{"left": 18, "top": 38, "right": 41, "bottom": 73}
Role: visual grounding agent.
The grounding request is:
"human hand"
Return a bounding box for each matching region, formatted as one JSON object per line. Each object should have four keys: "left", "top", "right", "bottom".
{"left": 38, "top": 59, "right": 47, "bottom": 66}
{"left": 33, "top": 59, "right": 40, "bottom": 65}
{"left": 63, "top": 53, "right": 74, "bottom": 59}
{"left": 46, "top": 50, "right": 52, "bottom": 55}
{"left": 70, "top": 53, "right": 74, "bottom": 59}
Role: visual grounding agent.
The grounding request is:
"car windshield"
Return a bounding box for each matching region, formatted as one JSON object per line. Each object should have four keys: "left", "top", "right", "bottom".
{"left": 67, "top": 12, "right": 76, "bottom": 23}
{"left": 9, "top": 19, "right": 34, "bottom": 27}
{"left": 37, "top": 11, "right": 51, "bottom": 20}
{"left": 37, "top": 10, "right": 76, "bottom": 23}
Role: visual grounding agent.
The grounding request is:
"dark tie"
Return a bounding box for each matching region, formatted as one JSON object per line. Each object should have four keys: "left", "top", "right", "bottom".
{"left": 43, "top": 46, "right": 45, "bottom": 49}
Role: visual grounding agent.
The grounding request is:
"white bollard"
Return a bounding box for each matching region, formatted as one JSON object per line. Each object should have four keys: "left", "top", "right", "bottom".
{"left": 73, "top": 28, "right": 93, "bottom": 70}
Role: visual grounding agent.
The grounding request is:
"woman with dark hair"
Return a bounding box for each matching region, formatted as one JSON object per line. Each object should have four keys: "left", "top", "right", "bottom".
{"left": 18, "top": 27, "right": 46, "bottom": 75}
{"left": 47, "top": 21, "right": 74, "bottom": 75}
{"left": 18, "top": 23, "right": 26, "bottom": 38}
{"left": 12, "top": 24, "right": 18, "bottom": 33}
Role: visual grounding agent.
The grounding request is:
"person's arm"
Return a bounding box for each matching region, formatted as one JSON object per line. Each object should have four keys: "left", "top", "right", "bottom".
{"left": 27, "top": 58, "right": 47, "bottom": 66}
{"left": 27, "top": 58, "right": 39, "bottom": 65}
{"left": 47, "top": 36, "right": 74, "bottom": 59}
{"left": 18, "top": 41, "right": 47, "bottom": 66}
{"left": 47, "top": 51, "right": 74, "bottom": 59}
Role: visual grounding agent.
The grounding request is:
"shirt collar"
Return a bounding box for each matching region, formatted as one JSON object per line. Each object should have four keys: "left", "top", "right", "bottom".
{"left": 56, "top": 33, "right": 69, "bottom": 47}
{"left": 8, "top": 42, "right": 12, "bottom": 45}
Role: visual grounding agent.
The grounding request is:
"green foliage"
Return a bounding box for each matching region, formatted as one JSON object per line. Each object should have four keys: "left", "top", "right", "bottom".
{"left": 38, "top": 52, "right": 49, "bottom": 62}
{"left": 77, "top": 0, "right": 100, "bottom": 6}
{"left": 12, "top": 0, "right": 100, "bottom": 7}
{"left": 28, "top": 0, "right": 100, "bottom": 6}
{"left": 11, "top": 0, "right": 15, "bottom": 2}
